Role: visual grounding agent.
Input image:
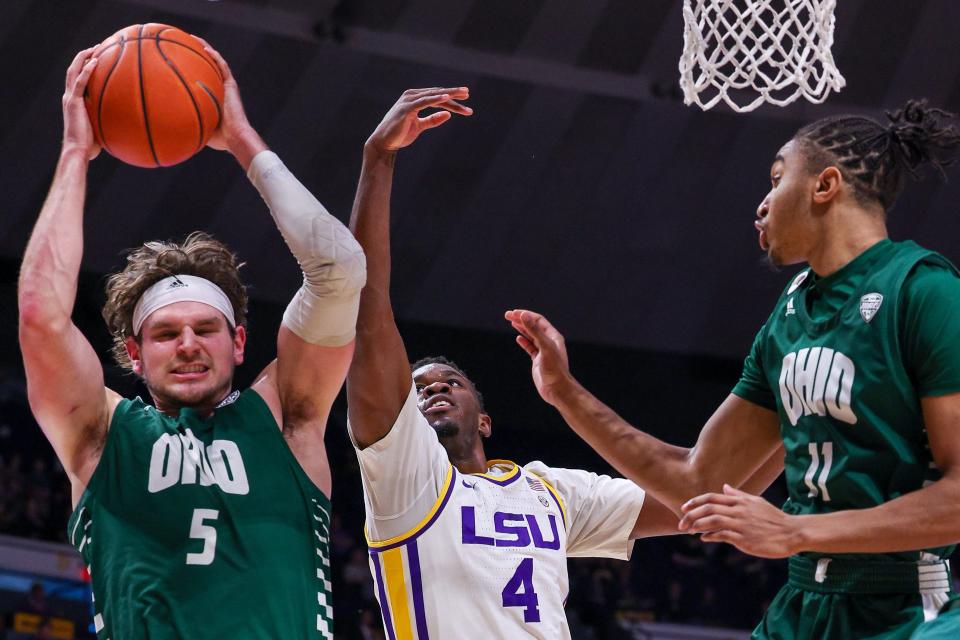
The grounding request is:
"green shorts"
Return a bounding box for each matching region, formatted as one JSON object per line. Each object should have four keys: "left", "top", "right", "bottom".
{"left": 753, "top": 556, "right": 952, "bottom": 640}
{"left": 910, "top": 596, "right": 960, "bottom": 640}
{"left": 754, "top": 584, "right": 933, "bottom": 640}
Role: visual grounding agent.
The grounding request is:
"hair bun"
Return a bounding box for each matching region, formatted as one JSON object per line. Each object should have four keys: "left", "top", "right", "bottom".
{"left": 885, "top": 99, "right": 960, "bottom": 178}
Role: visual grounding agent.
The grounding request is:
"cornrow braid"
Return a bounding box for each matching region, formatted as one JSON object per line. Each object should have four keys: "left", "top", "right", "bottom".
{"left": 794, "top": 99, "right": 960, "bottom": 211}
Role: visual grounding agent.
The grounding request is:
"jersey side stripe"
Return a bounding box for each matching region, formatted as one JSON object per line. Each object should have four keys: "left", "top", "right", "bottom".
{"left": 370, "top": 552, "right": 397, "bottom": 640}
{"left": 367, "top": 465, "right": 457, "bottom": 549}
{"left": 406, "top": 540, "right": 430, "bottom": 639}
{"left": 382, "top": 547, "right": 414, "bottom": 639}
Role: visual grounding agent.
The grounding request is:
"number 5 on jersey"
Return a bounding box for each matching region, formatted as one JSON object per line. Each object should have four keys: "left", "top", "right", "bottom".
{"left": 186, "top": 508, "right": 219, "bottom": 565}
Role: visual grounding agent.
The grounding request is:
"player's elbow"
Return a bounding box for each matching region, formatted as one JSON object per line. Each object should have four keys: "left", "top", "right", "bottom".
{"left": 303, "top": 250, "right": 367, "bottom": 298}
{"left": 18, "top": 288, "right": 70, "bottom": 337}
{"left": 681, "top": 447, "right": 720, "bottom": 499}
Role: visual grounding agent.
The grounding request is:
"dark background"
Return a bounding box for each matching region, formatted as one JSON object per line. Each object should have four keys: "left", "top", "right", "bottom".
{"left": 4, "top": 0, "right": 960, "bottom": 361}
{"left": 2, "top": 0, "right": 960, "bottom": 637}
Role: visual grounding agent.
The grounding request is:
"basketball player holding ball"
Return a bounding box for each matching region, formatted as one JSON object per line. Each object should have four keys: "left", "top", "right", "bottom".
{"left": 18, "top": 40, "right": 365, "bottom": 639}
{"left": 84, "top": 24, "right": 227, "bottom": 168}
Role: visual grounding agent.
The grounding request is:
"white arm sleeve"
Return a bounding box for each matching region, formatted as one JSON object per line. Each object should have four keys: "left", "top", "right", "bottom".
{"left": 347, "top": 382, "right": 451, "bottom": 541}
{"left": 247, "top": 150, "right": 366, "bottom": 346}
{"left": 524, "top": 461, "right": 645, "bottom": 560}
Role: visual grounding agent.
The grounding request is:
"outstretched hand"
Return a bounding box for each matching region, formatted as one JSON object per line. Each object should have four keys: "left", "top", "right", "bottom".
{"left": 366, "top": 87, "right": 472, "bottom": 154}
{"left": 504, "top": 309, "right": 573, "bottom": 407}
{"left": 679, "top": 484, "right": 802, "bottom": 559}
{"left": 63, "top": 47, "right": 101, "bottom": 160}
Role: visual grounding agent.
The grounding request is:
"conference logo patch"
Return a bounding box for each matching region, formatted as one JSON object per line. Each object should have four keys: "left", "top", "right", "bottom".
{"left": 859, "top": 293, "right": 883, "bottom": 323}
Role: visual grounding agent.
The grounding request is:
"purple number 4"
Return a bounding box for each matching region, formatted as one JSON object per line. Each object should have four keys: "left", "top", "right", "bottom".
{"left": 502, "top": 557, "right": 541, "bottom": 622}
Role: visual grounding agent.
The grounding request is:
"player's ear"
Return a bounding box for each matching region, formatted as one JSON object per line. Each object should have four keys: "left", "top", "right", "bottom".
{"left": 479, "top": 413, "right": 492, "bottom": 438}
{"left": 125, "top": 336, "right": 143, "bottom": 376}
{"left": 232, "top": 324, "right": 246, "bottom": 366}
{"left": 813, "top": 166, "right": 842, "bottom": 204}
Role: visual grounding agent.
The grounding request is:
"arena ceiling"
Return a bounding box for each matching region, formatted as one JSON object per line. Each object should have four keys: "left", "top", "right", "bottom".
{"left": 4, "top": 0, "right": 960, "bottom": 359}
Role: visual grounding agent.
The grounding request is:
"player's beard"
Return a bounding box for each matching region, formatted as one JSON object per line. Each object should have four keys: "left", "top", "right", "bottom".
{"left": 762, "top": 252, "right": 783, "bottom": 270}
{"left": 149, "top": 381, "right": 231, "bottom": 413}
{"left": 430, "top": 418, "right": 460, "bottom": 439}
{"left": 144, "top": 363, "right": 235, "bottom": 414}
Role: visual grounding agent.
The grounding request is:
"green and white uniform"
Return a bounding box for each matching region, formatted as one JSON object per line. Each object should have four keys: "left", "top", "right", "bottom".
{"left": 911, "top": 595, "right": 960, "bottom": 639}
{"left": 68, "top": 389, "right": 333, "bottom": 640}
{"left": 733, "top": 239, "right": 960, "bottom": 640}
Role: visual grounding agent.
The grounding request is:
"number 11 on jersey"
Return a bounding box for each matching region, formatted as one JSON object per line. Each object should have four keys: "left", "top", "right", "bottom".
{"left": 804, "top": 442, "right": 833, "bottom": 502}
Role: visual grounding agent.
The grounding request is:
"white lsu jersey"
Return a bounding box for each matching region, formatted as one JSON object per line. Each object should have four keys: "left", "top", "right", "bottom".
{"left": 349, "top": 383, "right": 646, "bottom": 639}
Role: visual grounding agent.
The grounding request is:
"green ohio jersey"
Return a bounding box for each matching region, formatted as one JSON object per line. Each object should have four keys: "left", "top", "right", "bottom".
{"left": 733, "top": 239, "right": 960, "bottom": 564}
{"left": 67, "top": 389, "right": 333, "bottom": 640}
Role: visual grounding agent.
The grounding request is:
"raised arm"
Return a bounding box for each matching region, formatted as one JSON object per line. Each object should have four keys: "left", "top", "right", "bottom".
{"left": 346, "top": 89, "right": 471, "bottom": 448}
{"left": 201, "top": 44, "right": 366, "bottom": 485}
{"left": 505, "top": 309, "right": 782, "bottom": 513}
{"left": 18, "top": 48, "right": 120, "bottom": 499}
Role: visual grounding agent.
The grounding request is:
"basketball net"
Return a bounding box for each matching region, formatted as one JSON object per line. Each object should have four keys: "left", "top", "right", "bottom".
{"left": 679, "top": 0, "right": 846, "bottom": 113}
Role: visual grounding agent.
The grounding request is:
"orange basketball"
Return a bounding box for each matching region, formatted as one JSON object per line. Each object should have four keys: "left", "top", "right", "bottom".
{"left": 84, "top": 24, "right": 224, "bottom": 168}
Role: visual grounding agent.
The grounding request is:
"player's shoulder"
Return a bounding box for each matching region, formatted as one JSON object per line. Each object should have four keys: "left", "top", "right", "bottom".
{"left": 522, "top": 461, "right": 645, "bottom": 520}
{"left": 899, "top": 245, "right": 960, "bottom": 304}
{"left": 523, "top": 459, "right": 616, "bottom": 476}
{"left": 522, "top": 459, "right": 551, "bottom": 476}
{"left": 905, "top": 253, "right": 960, "bottom": 285}
{"left": 885, "top": 240, "right": 956, "bottom": 279}
{"left": 521, "top": 460, "right": 612, "bottom": 492}
{"left": 522, "top": 459, "right": 580, "bottom": 480}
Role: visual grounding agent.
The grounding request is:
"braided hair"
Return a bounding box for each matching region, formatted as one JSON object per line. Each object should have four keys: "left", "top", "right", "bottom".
{"left": 794, "top": 100, "right": 960, "bottom": 211}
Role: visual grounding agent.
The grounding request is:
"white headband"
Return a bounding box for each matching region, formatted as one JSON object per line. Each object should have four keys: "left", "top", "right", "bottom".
{"left": 132, "top": 275, "right": 236, "bottom": 336}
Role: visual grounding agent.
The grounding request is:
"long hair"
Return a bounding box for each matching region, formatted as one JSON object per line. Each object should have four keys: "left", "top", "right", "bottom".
{"left": 102, "top": 232, "right": 248, "bottom": 370}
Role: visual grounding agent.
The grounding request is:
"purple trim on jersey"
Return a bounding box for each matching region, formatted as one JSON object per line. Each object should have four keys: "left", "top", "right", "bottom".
{"left": 543, "top": 481, "right": 567, "bottom": 529}
{"left": 370, "top": 551, "right": 397, "bottom": 640}
{"left": 406, "top": 540, "right": 430, "bottom": 639}
{"left": 471, "top": 467, "right": 521, "bottom": 487}
{"left": 371, "top": 466, "right": 459, "bottom": 553}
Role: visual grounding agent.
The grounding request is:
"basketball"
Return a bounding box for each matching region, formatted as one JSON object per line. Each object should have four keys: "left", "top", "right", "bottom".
{"left": 84, "top": 24, "right": 224, "bottom": 168}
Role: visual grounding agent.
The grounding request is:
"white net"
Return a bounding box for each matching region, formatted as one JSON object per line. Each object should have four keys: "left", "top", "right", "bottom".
{"left": 679, "top": 0, "right": 846, "bottom": 113}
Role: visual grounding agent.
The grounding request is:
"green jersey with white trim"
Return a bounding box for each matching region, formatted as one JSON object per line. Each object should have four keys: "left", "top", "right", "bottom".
{"left": 733, "top": 239, "right": 960, "bottom": 563}
{"left": 67, "top": 389, "right": 333, "bottom": 639}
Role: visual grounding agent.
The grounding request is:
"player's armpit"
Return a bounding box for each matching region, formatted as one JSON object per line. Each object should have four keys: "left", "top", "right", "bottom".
{"left": 924, "top": 391, "right": 960, "bottom": 473}
{"left": 274, "top": 324, "right": 355, "bottom": 432}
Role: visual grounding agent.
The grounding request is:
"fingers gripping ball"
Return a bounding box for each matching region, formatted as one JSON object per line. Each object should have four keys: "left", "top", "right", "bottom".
{"left": 84, "top": 24, "right": 224, "bottom": 168}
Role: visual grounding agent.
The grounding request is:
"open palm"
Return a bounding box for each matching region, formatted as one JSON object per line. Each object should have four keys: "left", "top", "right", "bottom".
{"left": 368, "top": 87, "right": 472, "bottom": 153}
